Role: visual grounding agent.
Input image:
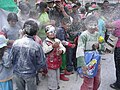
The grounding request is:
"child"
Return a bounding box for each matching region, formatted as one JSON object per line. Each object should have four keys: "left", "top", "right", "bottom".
{"left": 42, "top": 25, "right": 66, "bottom": 90}
{"left": 76, "top": 15, "right": 101, "bottom": 90}
{"left": 0, "top": 35, "right": 13, "bottom": 90}
{"left": 9, "top": 20, "right": 46, "bottom": 90}
{"left": 56, "top": 17, "right": 75, "bottom": 81}
{"left": 1, "top": 13, "right": 21, "bottom": 53}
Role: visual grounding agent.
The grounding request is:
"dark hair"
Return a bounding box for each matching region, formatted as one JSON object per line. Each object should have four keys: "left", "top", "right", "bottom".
{"left": 46, "top": 0, "right": 54, "bottom": 3}
{"left": 23, "top": 20, "right": 39, "bottom": 36}
{"left": 91, "top": 2, "right": 96, "bottom": 5}
{"left": 76, "top": 2, "right": 81, "bottom": 7}
{"left": 7, "top": 13, "right": 18, "bottom": 22}
{"left": 103, "top": 0, "right": 109, "bottom": 3}
{"left": 18, "top": 1, "right": 31, "bottom": 12}
{"left": 80, "top": 8, "right": 86, "bottom": 14}
{"left": 61, "top": 17, "right": 71, "bottom": 25}
{"left": 39, "top": 2, "right": 47, "bottom": 12}
{"left": 85, "top": 3, "right": 90, "bottom": 12}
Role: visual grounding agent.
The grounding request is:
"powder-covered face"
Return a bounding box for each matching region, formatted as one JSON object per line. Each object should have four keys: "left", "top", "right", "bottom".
{"left": 8, "top": 20, "right": 17, "bottom": 27}
{"left": 47, "top": 30, "right": 56, "bottom": 39}
{"left": 46, "top": 26, "right": 56, "bottom": 39}
{"left": 87, "top": 21, "right": 98, "bottom": 33}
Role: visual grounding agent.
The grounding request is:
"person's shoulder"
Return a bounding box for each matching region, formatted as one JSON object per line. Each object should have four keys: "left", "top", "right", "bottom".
{"left": 81, "top": 30, "right": 88, "bottom": 35}
{"left": 12, "top": 38, "right": 22, "bottom": 46}
{"left": 2, "top": 25, "right": 10, "bottom": 31}
{"left": 33, "top": 40, "right": 42, "bottom": 49}
{"left": 80, "top": 30, "right": 90, "bottom": 38}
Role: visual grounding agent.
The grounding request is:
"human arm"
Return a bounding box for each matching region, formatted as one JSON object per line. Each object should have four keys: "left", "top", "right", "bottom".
{"left": 56, "top": 39, "right": 66, "bottom": 54}
{"left": 36, "top": 45, "right": 47, "bottom": 71}
{"left": 59, "top": 3, "right": 69, "bottom": 18}
{"left": 76, "top": 33, "right": 87, "bottom": 68}
{"left": 42, "top": 39, "right": 60, "bottom": 54}
{"left": 2, "top": 50, "right": 12, "bottom": 68}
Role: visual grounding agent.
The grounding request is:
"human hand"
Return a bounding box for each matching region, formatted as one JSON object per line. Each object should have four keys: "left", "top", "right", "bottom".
{"left": 71, "top": 44, "right": 76, "bottom": 48}
{"left": 57, "top": 50, "right": 63, "bottom": 55}
{"left": 52, "top": 42, "right": 59, "bottom": 48}
{"left": 59, "top": 3, "right": 64, "bottom": 11}
{"left": 42, "top": 68, "right": 48, "bottom": 76}
{"left": 92, "top": 43, "right": 99, "bottom": 50}
{"left": 82, "top": 66, "right": 88, "bottom": 74}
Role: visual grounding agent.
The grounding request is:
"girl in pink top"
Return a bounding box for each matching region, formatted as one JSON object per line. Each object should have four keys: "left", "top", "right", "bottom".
{"left": 110, "top": 19, "right": 120, "bottom": 89}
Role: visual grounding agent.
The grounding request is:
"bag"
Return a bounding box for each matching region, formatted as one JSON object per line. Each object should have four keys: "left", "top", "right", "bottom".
{"left": 77, "top": 51, "right": 101, "bottom": 78}
{"left": 105, "top": 34, "right": 118, "bottom": 53}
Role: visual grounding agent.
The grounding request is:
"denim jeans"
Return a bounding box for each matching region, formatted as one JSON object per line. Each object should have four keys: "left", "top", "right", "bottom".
{"left": 13, "top": 74, "right": 37, "bottom": 90}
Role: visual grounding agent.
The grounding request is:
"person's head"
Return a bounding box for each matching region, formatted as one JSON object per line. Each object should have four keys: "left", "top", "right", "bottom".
{"left": 91, "top": 2, "right": 96, "bottom": 5}
{"left": 39, "top": 2, "right": 48, "bottom": 13}
{"left": 85, "top": 2, "right": 91, "bottom": 12}
{"left": 80, "top": 7, "right": 86, "bottom": 14}
{"left": 103, "top": 0, "right": 109, "bottom": 9}
{"left": 23, "top": 20, "right": 39, "bottom": 36}
{"left": 54, "top": 0, "right": 62, "bottom": 8}
{"left": 76, "top": 2, "right": 81, "bottom": 9}
{"left": 46, "top": 0, "right": 54, "bottom": 8}
{"left": 18, "top": 1, "right": 31, "bottom": 14}
{"left": 65, "top": 4, "right": 72, "bottom": 14}
{"left": 61, "top": 17, "right": 72, "bottom": 30}
{"left": 72, "top": 3, "right": 78, "bottom": 12}
{"left": 29, "top": 9, "right": 38, "bottom": 19}
{"left": 85, "top": 15, "right": 98, "bottom": 34}
{"left": 0, "top": 35, "right": 8, "bottom": 59}
{"left": 7, "top": 13, "right": 18, "bottom": 27}
{"left": 45, "top": 25, "right": 56, "bottom": 39}
{"left": 91, "top": 2, "right": 97, "bottom": 8}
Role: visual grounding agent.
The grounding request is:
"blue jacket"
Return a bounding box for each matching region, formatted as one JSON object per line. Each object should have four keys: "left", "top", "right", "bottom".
{"left": 9, "top": 36, "right": 46, "bottom": 78}
{"left": 56, "top": 27, "right": 67, "bottom": 41}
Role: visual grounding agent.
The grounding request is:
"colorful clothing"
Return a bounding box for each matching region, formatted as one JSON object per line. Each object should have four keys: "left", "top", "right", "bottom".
{"left": 80, "top": 65, "right": 101, "bottom": 90}
{"left": 76, "top": 30, "right": 100, "bottom": 90}
{"left": 98, "top": 17, "right": 106, "bottom": 38}
{"left": 38, "top": 12, "right": 50, "bottom": 40}
{"left": 113, "top": 20, "right": 120, "bottom": 47}
{"left": 0, "top": 80, "right": 13, "bottom": 90}
{"left": 112, "top": 20, "right": 120, "bottom": 88}
{"left": 42, "top": 37, "right": 66, "bottom": 90}
{"left": 43, "top": 38, "right": 66, "bottom": 69}
{"left": 56, "top": 27, "right": 73, "bottom": 71}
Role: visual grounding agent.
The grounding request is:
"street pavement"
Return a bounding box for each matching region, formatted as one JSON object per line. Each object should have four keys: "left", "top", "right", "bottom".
{"left": 37, "top": 54, "right": 116, "bottom": 90}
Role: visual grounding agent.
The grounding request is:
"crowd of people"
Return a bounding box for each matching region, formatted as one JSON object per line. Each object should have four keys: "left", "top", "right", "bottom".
{"left": 0, "top": 0, "right": 120, "bottom": 90}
